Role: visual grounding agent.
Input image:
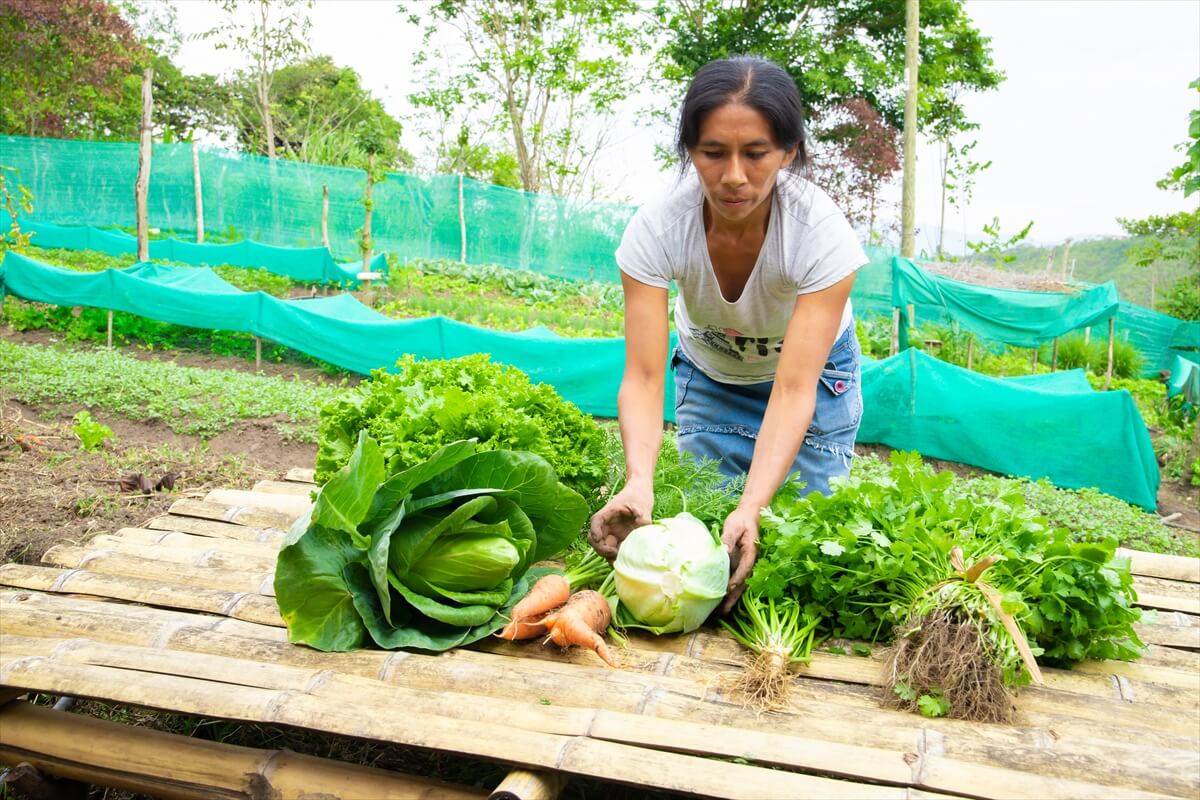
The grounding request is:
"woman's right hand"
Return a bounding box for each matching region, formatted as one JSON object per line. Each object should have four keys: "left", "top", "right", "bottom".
{"left": 587, "top": 483, "right": 654, "bottom": 561}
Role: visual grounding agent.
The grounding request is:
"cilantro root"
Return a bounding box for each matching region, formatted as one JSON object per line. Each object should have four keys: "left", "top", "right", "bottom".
{"left": 884, "top": 608, "right": 1016, "bottom": 723}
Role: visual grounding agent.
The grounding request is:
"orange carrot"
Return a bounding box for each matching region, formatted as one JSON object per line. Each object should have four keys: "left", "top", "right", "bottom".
{"left": 541, "top": 590, "right": 617, "bottom": 667}
{"left": 498, "top": 573, "right": 570, "bottom": 640}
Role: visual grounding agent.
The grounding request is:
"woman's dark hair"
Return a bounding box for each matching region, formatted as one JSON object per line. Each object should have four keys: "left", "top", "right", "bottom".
{"left": 675, "top": 56, "right": 808, "bottom": 174}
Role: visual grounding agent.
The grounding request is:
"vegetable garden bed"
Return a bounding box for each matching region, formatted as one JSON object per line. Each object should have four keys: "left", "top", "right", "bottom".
{"left": 1, "top": 470, "right": 1197, "bottom": 799}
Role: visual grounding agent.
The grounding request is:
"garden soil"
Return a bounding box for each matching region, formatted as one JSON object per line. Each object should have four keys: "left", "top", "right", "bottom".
{"left": 0, "top": 396, "right": 315, "bottom": 564}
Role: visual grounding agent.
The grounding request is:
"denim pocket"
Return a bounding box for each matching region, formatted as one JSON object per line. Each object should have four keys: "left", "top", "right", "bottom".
{"left": 672, "top": 348, "right": 695, "bottom": 411}
{"left": 808, "top": 331, "right": 863, "bottom": 438}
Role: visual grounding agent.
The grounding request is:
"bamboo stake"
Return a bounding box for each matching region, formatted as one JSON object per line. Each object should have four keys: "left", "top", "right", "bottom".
{"left": 254, "top": 336, "right": 261, "bottom": 372}
{"left": 0, "top": 701, "right": 486, "bottom": 800}
{"left": 135, "top": 67, "right": 153, "bottom": 262}
{"left": 1103, "top": 317, "right": 1115, "bottom": 390}
{"left": 1051, "top": 337, "right": 1059, "bottom": 372}
{"left": 459, "top": 173, "right": 468, "bottom": 263}
{"left": 192, "top": 140, "right": 204, "bottom": 244}
{"left": 321, "top": 184, "right": 330, "bottom": 249}
{"left": 966, "top": 336, "right": 974, "bottom": 370}
{"left": 1031, "top": 346, "right": 1038, "bottom": 372}
{"left": 106, "top": 310, "right": 113, "bottom": 348}
{"left": 890, "top": 307, "right": 900, "bottom": 356}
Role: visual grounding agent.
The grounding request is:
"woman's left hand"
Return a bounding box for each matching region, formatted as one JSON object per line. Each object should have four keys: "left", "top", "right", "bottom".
{"left": 720, "top": 504, "right": 761, "bottom": 614}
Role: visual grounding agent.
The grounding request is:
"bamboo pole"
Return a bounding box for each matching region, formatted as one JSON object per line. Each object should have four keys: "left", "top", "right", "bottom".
{"left": 966, "top": 336, "right": 974, "bottom": 370}
{"left": 250, "top": 479, "right": 313, "bottom": 497}
{"left": 164, "top": 497, "right": 295, "bottom": 531}
{"left": 321, "top": 184, "right": 330, "bottom": 249}
{"left": 106, "top": 310, "right": 113, "bottom": 348}
{"left": 0, "top": 701, "right": 486, "bottom": 800}
{"left": 203, "top": 488, "right": 311, "bottom": 519}
{"left": 1103, "top": 317, "right": 1115, "bottom": 390}
{"left": 144, "top": 514, "right": 287, "bottom": 543}
{"left": 192, "top": 140, "right": 204, "bottom": 244}
{"left": 489, "top": 770, "right": 568, "bottom": 800}
{"left": 1051, "top": 337, "right": 1059, "bottom": 372}
{"left": 890, "top": 307, "right": 900, "bottom": 356}
{"left": 254, "top": 336, "right": 261, "bottom": 372}
{"left": 459, "top": 173, "right": 468, "bottom": 262}
{"left": 135, "top": 67, "right": 154, "bottom": 262}
{"left": 1031, "top": 347, "right": 1038, "bottom": 372}
{"left": 284, "top": 467, "right": 316, "bottom": 484}
{"left": 899, "top": 0, "right": 919, "bottom": 257}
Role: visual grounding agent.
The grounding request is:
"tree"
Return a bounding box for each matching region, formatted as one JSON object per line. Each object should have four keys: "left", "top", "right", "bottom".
{"left": 1118, "top": 77, "right": 1200, "bottom": 319}
{"left": 966, "top": 216, "right": 1034, "bottom": 269}
{"left": 652, "top": 0, "right": 1003, "bottom": 222}
{"left": 225, "top": 56, "right": 411, "bottom": 170}
{"left": 404, "top": 0, "right": 646, "bottom": 197}
{"left": 935, "top": 135, "right": 989, "bottom": 259}
{"left": 808, "top": 98, "right": 900, "bottom": 234}
{"left": 198, "top": 0, "right": 312, "bottom": 158}
{"left": 0, "top": 0, "right": 143, "bottom": 138}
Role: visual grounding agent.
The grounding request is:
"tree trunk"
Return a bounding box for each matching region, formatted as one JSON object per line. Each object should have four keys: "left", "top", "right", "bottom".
{"left": 899, "top": 0, "right": 920, "bottom": 258}
{"left": 937, "top": 139, "right": 948, "bottom": 259}
{"left": 135, "top": 67, "right": 154, "bottom": 262}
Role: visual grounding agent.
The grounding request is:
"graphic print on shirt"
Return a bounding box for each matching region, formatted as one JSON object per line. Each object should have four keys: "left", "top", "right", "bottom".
{"left": 690, "top": 325, "right": 784, "bottom": 363}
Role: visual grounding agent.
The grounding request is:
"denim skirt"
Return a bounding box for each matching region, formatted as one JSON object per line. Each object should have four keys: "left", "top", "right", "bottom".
{"left": 673, "top": 323, "right": 863, "bottom": 496}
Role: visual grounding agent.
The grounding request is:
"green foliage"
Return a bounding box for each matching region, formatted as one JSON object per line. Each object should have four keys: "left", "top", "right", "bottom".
{"left": 314, "top": 354, "right": 608, "bottom": 501}
{"left": 1159, "top": 76, "right": 1200, "bottom": 197}
{"left": 966, "top": 217, "right": 1035, "bottom": 269}
{"left": 275, "top": 434, "right": 586, "bottom": 652}
{"left": 226, "top": 55, "right": 411, "bottom": 170}
{"left": 755, "top": 452, "right": 1145, "bottom": 674}
{"left": 406, "top": 0, "right": 645, "bottom": 197}
{"left": 71, "top": 410, "right": 114, "bottom": 451}
{"left": 1159, "top": 271, "right": 1200, "bottom": 321}
{"left": 0, "top": 165, "right": 34, "bottom": 253}
{"left": 0, "top": 339, "right": 339, "bottom": 442}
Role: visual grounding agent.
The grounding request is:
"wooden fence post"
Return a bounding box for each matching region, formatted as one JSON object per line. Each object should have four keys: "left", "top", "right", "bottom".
{"left": 135, "top": 67, "right": 154, "bottom": 262}
{"left": 1031, "top": 346, "right": 1038, "bottom": 373}
{"left": 966, "top": 336, "right": 974, "bottom": 371}
{"left": 106, "top": 311, "right": 113, "bottom": 349}
{"left": 1051, "top": 337, "right": 1058, "bottom": 372}
{"left": 192, "top": 140, "right": 204, "bottom": 244}
{"left": 458, "top": 173, "right": 467, "bottom": 263}
{"left": 362, "top": 154, "right": 374, "bottom": 274}
{"left": 321, "top": 185, "right": 330, "bottom": 249}
{"left": 255, "top": 337, "right": 262, "bottom": 372}
{"left": 1102, "top": 317, "right": 1115, "bottom": 390}
{"left": 890, "top": 307, "right": 900, "bottom": 356}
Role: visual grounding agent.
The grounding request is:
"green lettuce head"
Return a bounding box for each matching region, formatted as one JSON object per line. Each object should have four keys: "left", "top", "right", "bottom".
{"left": 613, "top": 512, "right": 730, "bottom": 634}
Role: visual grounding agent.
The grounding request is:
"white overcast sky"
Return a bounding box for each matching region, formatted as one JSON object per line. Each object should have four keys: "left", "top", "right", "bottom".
{"left": 171, "top": 0, "right": 1200, "bottom": 250}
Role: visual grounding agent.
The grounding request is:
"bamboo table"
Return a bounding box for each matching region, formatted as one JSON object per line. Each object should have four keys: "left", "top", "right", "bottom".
{"left": 1, "top": 468, "right": 1198, "bottom": 799}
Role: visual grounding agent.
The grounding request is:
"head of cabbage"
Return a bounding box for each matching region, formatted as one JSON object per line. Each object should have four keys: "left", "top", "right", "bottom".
{"left": 612, "top": 512, "right": 730, "bottom": 634}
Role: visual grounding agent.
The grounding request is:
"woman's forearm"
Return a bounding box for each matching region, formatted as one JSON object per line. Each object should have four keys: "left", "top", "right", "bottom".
{"left": 617, "top": 374, "right": 665, "bottom": 490}
{"left": 740, "top": 385, "right": 816, "bottom": 510}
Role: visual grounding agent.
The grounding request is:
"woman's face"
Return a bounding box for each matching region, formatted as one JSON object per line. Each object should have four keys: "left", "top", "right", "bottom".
{"left": 689, "top": 102, "right": 797, "bottom": 227}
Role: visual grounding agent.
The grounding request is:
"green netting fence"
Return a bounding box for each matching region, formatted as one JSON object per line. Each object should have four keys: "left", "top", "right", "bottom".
{"left": 0, "top": 251, "right": 1159, "bottom": 509}
{"left": 18, "top": 220, "right": 385, "bottom": 283}
{"left": 0, "top": 135, "right": 631, "bottom": 283}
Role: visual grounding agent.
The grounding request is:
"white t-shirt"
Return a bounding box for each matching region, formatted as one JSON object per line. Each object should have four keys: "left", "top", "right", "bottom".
{"left": 616, "top": 170, "right": 868, "bottom": 384}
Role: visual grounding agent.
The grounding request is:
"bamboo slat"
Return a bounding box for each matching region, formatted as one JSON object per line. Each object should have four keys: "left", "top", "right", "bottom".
{"left": 1132, "top": 575, "right": 1200, "bottom": 614}
{"left": 166, "top": 498, "right": 295, "bottom": 530}
{"left": 0, "top": 565, "right": 283, "bottom": 627}
{"left": 145, "top": 514, "right": 286, "bottom": 543}
{"left": 203, "top": 489, "right": 310, "bottom": 520}
{"left": 0, "top": 700, "right": 486, "bottom": 800}
{"left": 3, "top": 602, "right": 1197, "bottom": 798}
{"left": 40, "top": 546, "right": 275, "bottom": 596}
{"left": 0, "top": 656, "right": 911, "bottom": 800}
{"left": 284, "top": 467, "right": 316, "bottom": 484}
{"left": 1118, "top": 548, "right": 1200, "bottom": 583}
{"left": 251, "top": 480, "right": 314, "bottom": 498}
{"left": 58, "top": 538, "right": 277, "bottom": 573}
{"left": 102, "top": 528, "right": 280, "bottom": 558}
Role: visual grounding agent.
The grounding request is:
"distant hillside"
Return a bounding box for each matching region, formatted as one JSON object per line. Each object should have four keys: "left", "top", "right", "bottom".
{"left": 997, "top": 236, "right": 1192, "bottom": 311}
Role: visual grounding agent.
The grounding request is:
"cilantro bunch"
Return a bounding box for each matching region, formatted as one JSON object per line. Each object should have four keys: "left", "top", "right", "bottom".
{"left": 751, "top": 452, "right": 1144, "bottom": 669}
{"left": 315, "top": 354, "right": 607, "bottom": 502}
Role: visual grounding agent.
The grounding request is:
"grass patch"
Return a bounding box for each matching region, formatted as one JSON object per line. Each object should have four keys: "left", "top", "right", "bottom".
{"left": 0, "top": 339, "right": 343, "bottom": 442}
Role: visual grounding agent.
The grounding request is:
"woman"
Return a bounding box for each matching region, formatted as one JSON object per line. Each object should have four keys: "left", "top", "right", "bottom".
{"left": 588, "top": 56, "right": 868, "bottom": 613}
